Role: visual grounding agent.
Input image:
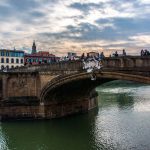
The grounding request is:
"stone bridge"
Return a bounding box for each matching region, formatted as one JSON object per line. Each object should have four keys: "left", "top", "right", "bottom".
{"left": 0, "top": 56, "right": 150, "bottom": 120}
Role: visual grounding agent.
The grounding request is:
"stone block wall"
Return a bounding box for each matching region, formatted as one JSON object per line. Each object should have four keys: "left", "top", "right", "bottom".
{"left": 2, "top": 73, "right": 38, "bottom": 100}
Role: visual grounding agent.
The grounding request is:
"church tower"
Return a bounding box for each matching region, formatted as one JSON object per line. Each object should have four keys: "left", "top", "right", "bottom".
{"left": 32, "top": 40, "right": 36, "bottom": 54}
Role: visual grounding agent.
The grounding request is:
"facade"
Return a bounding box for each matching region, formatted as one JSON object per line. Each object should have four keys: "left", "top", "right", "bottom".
{"left": 68, "top": 52, "right": 77, "bottom": 60}
{"left": 87, "top": 52, "right": 99, "bottom": 58}
{"left": 67, "top": 52, "right": 80, "bottom": 60}
{"left": 24, "top": 51, "right": 58, "bottom": 65}
{"left": 0, "top": 49, "right": 24, "bottom": 70}
{"left": 24, "top": 41, "right": 59, "bottom": 65}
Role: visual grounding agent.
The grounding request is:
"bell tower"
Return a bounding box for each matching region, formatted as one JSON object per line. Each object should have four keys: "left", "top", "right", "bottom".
{"left": 32, "top": 40, "right": 36, "bottom": 54}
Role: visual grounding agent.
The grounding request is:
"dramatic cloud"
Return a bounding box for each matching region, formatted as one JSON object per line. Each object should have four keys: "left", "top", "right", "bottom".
{"left": 0, "top": 0, "right": 149, "bottom": 56}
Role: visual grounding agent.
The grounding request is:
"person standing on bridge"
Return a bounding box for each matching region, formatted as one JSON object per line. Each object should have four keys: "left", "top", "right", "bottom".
{"left": 141, "top": 49, "right": 144, "bottom": 56}
{"left": 81, "top": 53, "right": 85, "bottom": 60}
{"left": 99, "top": 52, "right": 105, "bottom": 60}
{"left": 114, "top": 51, "right": 118, "bottom": 57}
{"left": 122, "top": 49, "right": 126, "bottom": 56}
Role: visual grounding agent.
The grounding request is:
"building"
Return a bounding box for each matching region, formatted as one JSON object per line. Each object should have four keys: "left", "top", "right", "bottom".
{"left": 68, "top": 52, "right": 76, "bottom": 59}
{"left": 24, "top": 51, "right": 58, "bottom": 65}
{"left": 67, "top": 52, "right": 79, "bottom": 60}
{"left": 24, "top": 41, "right": 58, "bottom": 65}
{"left": 0, "top": 49, "right": 24, "bottom": 70}
{"left": 87, "top": 52, "right": 99, "bottom": 58}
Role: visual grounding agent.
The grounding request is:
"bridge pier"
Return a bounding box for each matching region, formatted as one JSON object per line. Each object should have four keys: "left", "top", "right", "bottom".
{"left": 0, "top": 94, "right": 98, "bottom": 120}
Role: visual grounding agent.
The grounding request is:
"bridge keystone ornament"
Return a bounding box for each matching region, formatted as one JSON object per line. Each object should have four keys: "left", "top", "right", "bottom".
{"left": 82, "top": 57, "right": 103, "bottom": 80}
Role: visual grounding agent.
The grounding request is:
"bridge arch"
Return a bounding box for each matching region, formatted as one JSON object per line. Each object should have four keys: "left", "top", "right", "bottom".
{"left": 40, "top": 71, "right": 150, "bottom": 103}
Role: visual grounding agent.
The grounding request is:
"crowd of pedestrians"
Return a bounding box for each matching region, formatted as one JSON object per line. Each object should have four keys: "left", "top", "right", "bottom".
{"left": 141, "top": 49, "right": 150, "bottom": 56}
{"left": 80, "top": 52, "right": 105, "bottom": 61}
{"left": 111, "top": 49, "right": 126, "bottom": 57}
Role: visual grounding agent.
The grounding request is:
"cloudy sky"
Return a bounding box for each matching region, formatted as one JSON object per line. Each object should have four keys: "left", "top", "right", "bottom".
{"left": 0, "top": 0, "right": 150, "bottom": 56}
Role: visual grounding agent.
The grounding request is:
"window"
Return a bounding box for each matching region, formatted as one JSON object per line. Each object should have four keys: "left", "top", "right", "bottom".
{"left": 44, "top": 59, "right": 47, "bottom": 63}
{"left": 6, "top": 52, "right": 9, "bottom": 56}
{"left": 15, "top": 52, "right": 19, "bottom": 57}
{"left": 16, "top": 59, "right": 19, "bottom": 63}
{"left": 11, "top": 58, "right": 14, "bottom": 63}
{"left": 1, "top": 51, "right": 5, "bottom": 56}
{"left": 39, "top": 58, "right": 42, "bottom": 62}
{"left": 6, "top": 58, "right": 9, "bottom": 63}
{"left": 21, "top": 59, "right": 23, "bottom": 64}
{"left": 11, "top": 66, "right": 14, "bottom": 68}
{"left": 1, "top": 65, "right": 4, "bottom": 70}
{"left": 1, "top": 58, "right": 4, "bottom": 63}
{"left": 19, "top": 52, "right": 24, "bottom": 57}
{"left": 28, "top": 58, "right": 31, "bottom": 63}
{"left": 10, "top": 52, "right": 15, "bottom": 57}
{"left": 6, "top": 65, "right": 9, "bottom": 69}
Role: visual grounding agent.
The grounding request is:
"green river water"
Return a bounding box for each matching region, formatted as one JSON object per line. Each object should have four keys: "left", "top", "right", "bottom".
{"left": 0, "top": 80, "right": 150, "bottom": 150}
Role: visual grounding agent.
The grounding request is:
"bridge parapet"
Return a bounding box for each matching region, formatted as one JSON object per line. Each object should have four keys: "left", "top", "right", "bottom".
{"left": 103, "top": 56, "right": 150, "bottom": 68}
{"left": 5, "top": 56, "right": 150, "bottom": 73}
{"left": 8, "top": 60, "right": 83, "bottom": 73}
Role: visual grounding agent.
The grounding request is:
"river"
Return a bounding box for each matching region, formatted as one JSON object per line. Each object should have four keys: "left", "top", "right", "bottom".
{"left": 0, "top": 80, "right": 150, "bottom": 150}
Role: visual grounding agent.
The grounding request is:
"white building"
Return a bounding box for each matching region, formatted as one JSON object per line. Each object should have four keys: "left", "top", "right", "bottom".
{"left": 67, "top": 52, "right": 77, "bottom": 60}
{"left": 0, "top": 49, "right": 24, "bottom": 70}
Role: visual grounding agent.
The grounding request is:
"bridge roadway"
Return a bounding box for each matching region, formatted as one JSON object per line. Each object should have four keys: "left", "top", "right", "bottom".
{"left": 0, "top": 56, "right": 150, "bottom": 120}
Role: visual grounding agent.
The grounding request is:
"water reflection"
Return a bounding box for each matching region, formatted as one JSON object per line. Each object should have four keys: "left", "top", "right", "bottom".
{"left": 0, "top": 125, "right": 9, "bottom": 150}
{"left": 0, "top": 109, "right": 98, "bottom": 150}
{"left": 96, "top": 80, "right": 147, "bottom": 111}
{"left": 0, "top": 80, "right": 150, "bottom": 150}
{"left": 94, "top": 80, "right": 150, "bottom": 150}
{"left": 98, "top": 92, "right": 134, "bottom": 111}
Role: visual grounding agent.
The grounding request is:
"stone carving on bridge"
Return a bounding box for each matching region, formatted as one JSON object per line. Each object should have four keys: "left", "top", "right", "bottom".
{"left": 82, "top": 57, "right": 103, "bottom": 80}
{"left": 16, "top": 75, "right": 27, "bottom": 88}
